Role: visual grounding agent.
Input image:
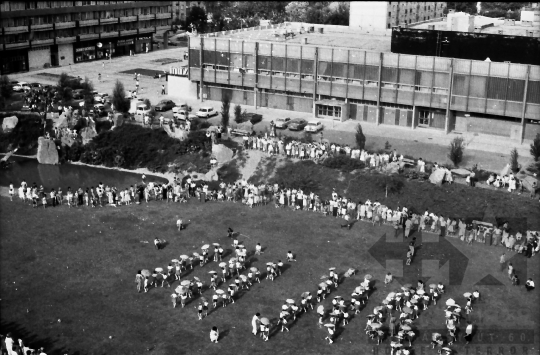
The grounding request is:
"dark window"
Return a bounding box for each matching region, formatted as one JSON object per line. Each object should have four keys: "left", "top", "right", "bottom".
{"left": 506, "top": 79, "right": 525, "bottom": 102}
{"left": 300, "top": 59, "right": 314, "bottom": 75}
{"left": 527, "top": 81, "right": 540, "bottom": 104}
{"left": 486, "top": 77, "right": 507, "bottom": 100}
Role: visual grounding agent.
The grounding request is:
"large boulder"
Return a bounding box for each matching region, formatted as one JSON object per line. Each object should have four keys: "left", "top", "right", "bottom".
{"left": 163, "top": 125, "right": 189, "bottom": 140}
{"left": 429, "top": 169, "right": 446, "bottom": 185}
{"left": 81, "top": 126, "right": 98, "bottom": 145}
{"left": 451, "top": 168, "right": 471, "bottom": 178}
{"left": 113, "top": 113, "right": 125, "bottom": 128}
{"left": 2, "top": 116, "right": 18, "bottom": 132}
{"left": 383, "top": 162, "right": 401, "bottom": 175}
{"left": 37, "top": 137, "right": 59, "bottom": 165}
{"left": 212, "top": 144, "right": 234, "bottom": 164}
{"left": 205, "top": 169, "right": 219, "bottom": 181}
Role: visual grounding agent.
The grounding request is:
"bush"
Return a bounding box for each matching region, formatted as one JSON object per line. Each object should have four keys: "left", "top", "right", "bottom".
{"left": 448, "top": 136, "right": 465, "bottom": 167}
{"left": 190, "top": 118, "right": 211, "bottom": 131}
{"left": 249, "top": 114, "right": 263, "bottom": 125}
{"left": 322, "top": 155, "right": 365, "bottom": 172}
{"left": 384, "top": 141, "right": 392, "bottom": 151}
{"left": 112, "top": 80, "right": 130, "bottom": 113}
{"left": 510, "top": 148, "right": 520, "bottom": 173}
{"left": 270, "top": 160, "right": 321, "bottom": 192}
{"left": 216, "top": 160, "right": 241, "bottom": 183}
{"left": 377, "top": 175, "right": 405, "bottom": 197}
{"left": 0, "top": 113, "right": 44, "bottom": 153}
{"left": 531, "top": 133, "right": 540, "bottom": 162}
{"left": 355, "top": 123, "right": 366, "bottom": 149}
{"left": 234, "top": 104, "right": 242, "bottom": 123}
{"left": 0, "top": 75, "right": 12, "bottom": 109}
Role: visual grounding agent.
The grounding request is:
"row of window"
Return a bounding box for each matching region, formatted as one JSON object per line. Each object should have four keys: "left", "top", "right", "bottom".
{"left": 0, "top": 1, "right": 141, "bottom": 11}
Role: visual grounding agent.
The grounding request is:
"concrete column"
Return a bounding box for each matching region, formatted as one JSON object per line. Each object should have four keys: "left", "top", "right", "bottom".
{"left": 412, "top": 105, "right": 418, "bottom": 130}
{"left": 254, "top": 42, "right": 259, "bottom": 109}
{"left": 312, "top": 47, "right": 319, "bottom": 116}
{"left": 199, "top": 37, "right": 204, "bottom": 102}
{"left": 376, "top": 52, "right": 383, "bottom": 125}
{"left": 520, "top": 65, "right": 531, "bottom": 144}
{"left": 444, "top": 58, "right": 454, "bottom": 134}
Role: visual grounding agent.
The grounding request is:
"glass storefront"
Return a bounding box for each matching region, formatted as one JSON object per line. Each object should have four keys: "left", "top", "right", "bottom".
{"left": 115, "top": 38, "right": 134, "bottom": 57}
{"left": 0, "top": 49, "right": 28, "bottom": 75}
{"left": 74, "top": 45, "right": 96, "bottom": 63}
{"left": 135, "top": 36, "right": 152, "bottom": 54}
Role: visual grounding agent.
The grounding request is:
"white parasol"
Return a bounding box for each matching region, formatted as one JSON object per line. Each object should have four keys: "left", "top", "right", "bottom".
{"left": 180, "top": 280, "right": 191, "bottom": 286}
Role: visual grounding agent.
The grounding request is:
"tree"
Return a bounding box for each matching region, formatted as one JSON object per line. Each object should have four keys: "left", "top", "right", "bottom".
{"left": 112, "top": 80, "right": 130, "bottom": 114}
{"left": 221, "top": 94, "right": 231, "bottom": 130}
{"left": 448, "top": 136, "right": 465, "bottom": 167}
{"left": 378, "top": 174, "right": 405, "bottom": 198}
{"left": 355, "top": 123, "right": 366, "bottom": 150}
{"left": 234, "top": 104, "right": 242, "bottom": 123}
{"left": 80, "top": 77, "right": 95, "bottom": 111}
{"left": 0, "top": 75, "right": 13, "bottom": 109}
{"left": 531, "top": 133, "right": 540, "bottom": 162}
{"left": 186, "top": 6, "right": 207, "bottom": 34}
{"left": 325, "top": 2, "right": 349, "bottom": 25}
{"left": 285, "top": 1, "right": 310, "bottom": 22}
{"left": 510, "top": 148, "right": 520, "bottom": 173}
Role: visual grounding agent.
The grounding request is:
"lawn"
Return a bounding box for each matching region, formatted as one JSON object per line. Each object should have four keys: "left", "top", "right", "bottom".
{"left": 0, "top": 195, "right": 538, "bottom": 355}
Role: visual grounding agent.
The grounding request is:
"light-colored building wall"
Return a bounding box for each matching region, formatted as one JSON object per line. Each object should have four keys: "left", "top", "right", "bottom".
{"left": 350, "top": 2, "right": 447, "bottom": 30}
{"left": 58, "top": 43, "right": 74, "bottom": 67}
{"left": 28, "top": 45, "right": 51, "bottom": 70}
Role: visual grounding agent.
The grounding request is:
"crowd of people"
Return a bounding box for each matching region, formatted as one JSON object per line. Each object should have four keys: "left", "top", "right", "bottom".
{"left": 0, "top": 333, "right": 48, "bottom": 355}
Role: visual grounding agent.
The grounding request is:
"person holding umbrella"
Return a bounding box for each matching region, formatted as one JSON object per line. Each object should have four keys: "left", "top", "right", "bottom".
{"left": 260, "top": 318, "right": 270, "bottom": 341}
{"left": 278, "top": 309, "right": 290, "bottom": 332}
{"left": 212, "top": 294, "right": 219, "bottom": 308}
{"left": 252, "top": 313, "right": 261, "bottom": 335}
{"left": 209, "top": 272, "right": 218, "bottom": 290}
{"left": 317, "top": 305, "right": 325, "bottom": 325}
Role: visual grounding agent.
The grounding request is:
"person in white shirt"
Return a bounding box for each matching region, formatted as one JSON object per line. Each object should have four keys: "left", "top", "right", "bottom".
{"left": 252, "top": 313, "right": 261, "bottom": 335}
{"left": 209, "top": 327, "right": 219, "bottom": 343}
{"left": 525, "top": 278, "right": 535, "bottom": 291}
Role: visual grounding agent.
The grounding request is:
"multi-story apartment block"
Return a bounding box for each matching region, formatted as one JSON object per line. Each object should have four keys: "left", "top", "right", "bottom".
{"left": 350, "top": 1, "right": 447, "bottom": 30}
{"left": 172, "top": 1, "right": 204, "bottom": 22}
{"left": 0, "top": 1, "right": 172, "bottom": 74}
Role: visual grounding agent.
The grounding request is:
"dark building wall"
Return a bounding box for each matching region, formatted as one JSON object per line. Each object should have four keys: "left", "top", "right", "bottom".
{"left": 391, "top": 28, "right": 540, "bottom": 66}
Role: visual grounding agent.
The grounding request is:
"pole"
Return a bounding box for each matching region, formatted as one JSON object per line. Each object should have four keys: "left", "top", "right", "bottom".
{"left": 109, "top": 42, "right": 112, "bottom": 63}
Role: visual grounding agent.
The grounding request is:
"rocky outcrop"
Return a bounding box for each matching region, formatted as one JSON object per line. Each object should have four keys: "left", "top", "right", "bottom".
{"left": 163, "top": 125, "right": 188, "bottom": 140}
{"left": 113, "top": 113, "right": 125, "bottom": 128}
{"left": 81, "top": 126, "right": 98, "bottom": 145}
{"left": 2, "top": 116, "right": 18, "bottom": 132}
{"left": 212, "top": 144, "right": 234, "bottom": 164}
{"left": 37, "top": 137, "right": 59, "bottom": 165}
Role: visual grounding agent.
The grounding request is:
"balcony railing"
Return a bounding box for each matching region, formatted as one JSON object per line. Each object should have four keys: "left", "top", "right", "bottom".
{"left": 32, "top": 38, "right": 54, "bottom": 46}
{"left": 56, "top": 36, "right": 77, "bottom": 44}
{"left": 79, "top": 19, "right": 99, "bottom": 27}
{"left": 156, "top": 13, "right": 172, "bottom": 19}
{"left": 156, "top": 25, "right": 171, "bottom": 31}
{"left": 4, "top": 25, "right": 28, "bottom": 34}
{"left": 138, "top": 14, "right": 155, "bottom": 21}
{"left": 100, "top": 31, "right": 118, "bottom": 38}
{"left": 55, "top": 21, "right": 76, "bottom": 29}
{"left": 100, "top": 17, "right": 119, "bottom": 24}
{"left": 79, "top": 33, "right": 100, "bottom": 40}
{"left": 120, "top": 29, "right": 138, "bottom": 36}
{"left": 5, "top": 41, "right": 29, "bottom": 49}
{"left": 120, "top": 16, "right": 138, "bottom": 23}
{"left": 138, "top": 27, "right": 155, "bottom": 34}
{"left": 31, "top": 23, "right": 53, "bottom": 31}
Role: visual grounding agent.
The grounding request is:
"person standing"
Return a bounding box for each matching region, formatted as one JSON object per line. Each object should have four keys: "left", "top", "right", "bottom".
{"left": 177, "top": 218, "right": 183, "bottom": 231}
{"left": 508, "top": 263, "right": 514, "bottom": 280}
{"left": 210, "top": 327, "right": 219, "bottom": 343}
{"left": 252, "top": 313, "right": 261, "bottom": 335}
{"left": 464, "top": 321, "right": 473, "bottom": 344}
{"left": 500, "top": 253, "right": 506, "bottom": 272}
{"left": 161, "top": 84, "right": 166, "bottom": 95}
{"left": 135, "top": 270, "right": 144, "bottom": 293}
{"left": 525, "top": 278, "right": 535, "bottom": 291}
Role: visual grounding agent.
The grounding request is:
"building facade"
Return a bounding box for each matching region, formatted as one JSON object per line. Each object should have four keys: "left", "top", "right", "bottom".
{"left": 185, "top": 35, "right": 540, "bottom": 141}
{"left": 0, "top": 1, "right": 172, "bottom": 75}
{"left": 350, "top": 1, "right": 447, "bottom": 30}
{"left": 172, "top": 1, "right": 204, "bottom": 22}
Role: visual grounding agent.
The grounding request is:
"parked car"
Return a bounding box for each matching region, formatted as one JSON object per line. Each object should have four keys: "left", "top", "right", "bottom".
{"left": 173, "top": 110, "right": 197, "bottom": 122}
{"left": 274, "top": 117, "right": 291, "bottom": 129}
{"left": 288, "top": 118, "right": 308, "bottom": 131}
{"left": 29, "top": 83, "right": 43, "bottom": 90}
{"left": 172, "top": 103, "right": 192, "bottom": 113}
{"left": 154, "top": 99, "right": 176, "bottom": 111}
{"left": 135, "top": 104, "right": 151, "bottom": 116}
{"left": 12, "top": 82, "right": 29, "bottom": 92}
{"left": 94, "top": 93, "right": 109, "bottom": 103}
{"left": 304, "top": 120, "right": 323, "bottom": 132}
{"left": 196, "top": 106, "right": 218, "bottom": 118}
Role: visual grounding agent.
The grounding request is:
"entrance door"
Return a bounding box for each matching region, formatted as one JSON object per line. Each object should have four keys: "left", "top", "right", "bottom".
{"left": 418, "top": 110, "right": 431, "bottom": 127}
{"left": 50, "top": 45, "right": 59, "bottom": 67}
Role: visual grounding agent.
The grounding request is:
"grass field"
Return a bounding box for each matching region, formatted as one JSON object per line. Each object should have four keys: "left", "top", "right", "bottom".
{"left": 1, "top": 194, "right": 538, "bottom": 355}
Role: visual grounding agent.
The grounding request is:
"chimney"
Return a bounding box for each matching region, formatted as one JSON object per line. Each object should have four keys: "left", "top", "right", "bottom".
{"left": 303, "top": 37, "right": 308, "bottom": 44}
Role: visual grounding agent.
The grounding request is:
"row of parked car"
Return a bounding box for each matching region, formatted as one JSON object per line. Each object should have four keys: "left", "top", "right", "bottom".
{"left": 274, "top": 117, "right": 324, "bottom": 132}
{"left": 134, "top": 99, "right": 218, "bottom": 122}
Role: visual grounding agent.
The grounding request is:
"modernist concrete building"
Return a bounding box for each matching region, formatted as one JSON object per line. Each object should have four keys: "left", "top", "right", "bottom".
{"left": 182, "top": 23, "right": 540, "bottom": 141}
{"left": 0, "top": 1, "right": 172, "bottom": 74}
{"left": 350, "top": 1, "right": 447, "bottom": 30}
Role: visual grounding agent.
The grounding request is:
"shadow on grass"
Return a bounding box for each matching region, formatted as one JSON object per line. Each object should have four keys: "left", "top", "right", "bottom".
{"left": 0, "top": 320, "right": 82, "bottom": 355}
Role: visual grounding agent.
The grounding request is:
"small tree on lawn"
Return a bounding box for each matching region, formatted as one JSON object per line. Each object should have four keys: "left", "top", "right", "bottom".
{"left": 448, "top": 136, "right": 465, "bottom": 167}
{"left": 0, "top": 75, "right": 12, "bottom": 109}
{"left": 510, "top": 148, "right": 520, "bottom": 173}
{"left": 221, "top": 94, "right": 231, "bottom": 130}
{"left": 81, "top": 77, "right": 95, "bottom": 111}
{"left": 234, "top": 104, "right": 242, "bottom": 123}
{"left": 355, "top": 123, "right": 366, "bottom": 150}
{"left": 531, "top": 133, "right": 540, "bottom": 162}
{"left": 112, "top": 80, "right": 130, "bottom": 114}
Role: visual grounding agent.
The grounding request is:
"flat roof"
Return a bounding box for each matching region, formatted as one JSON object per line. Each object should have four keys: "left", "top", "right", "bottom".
{"left": 411, "top": 20, "right": 540, "bottom": 37}
{"left": 223, "top": 27, "right": 392, "bottom": 53}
